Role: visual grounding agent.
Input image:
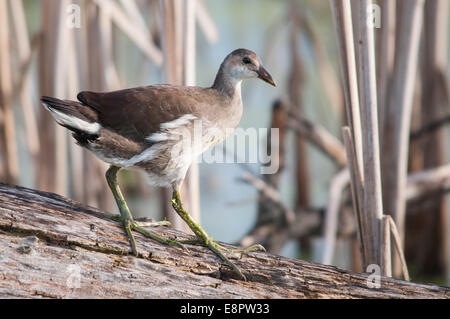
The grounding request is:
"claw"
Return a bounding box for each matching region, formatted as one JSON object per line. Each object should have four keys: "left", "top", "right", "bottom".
{"left": 243, "top": 244, "right": 266, "bottom": 253}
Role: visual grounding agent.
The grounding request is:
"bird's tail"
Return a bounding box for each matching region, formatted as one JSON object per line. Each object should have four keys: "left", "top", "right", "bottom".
{"left": 41, "top": 96, "right": 100, "bottom": 135}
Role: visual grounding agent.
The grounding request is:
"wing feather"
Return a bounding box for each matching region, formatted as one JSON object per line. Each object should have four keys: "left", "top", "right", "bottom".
{"left": 77, "top": 85, "right": 211, "bottom": 143}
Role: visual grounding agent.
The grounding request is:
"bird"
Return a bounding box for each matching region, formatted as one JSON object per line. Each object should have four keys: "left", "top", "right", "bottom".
{"left": 41, "top": 48, "right": 276, "bottom": 280}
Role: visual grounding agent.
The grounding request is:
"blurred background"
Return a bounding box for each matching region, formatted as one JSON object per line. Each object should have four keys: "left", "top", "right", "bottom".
{"left": 0, "top": 0, "right": 449, "bottom": 286}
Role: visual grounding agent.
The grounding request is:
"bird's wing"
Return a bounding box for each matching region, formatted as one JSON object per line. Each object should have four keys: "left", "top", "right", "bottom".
{"left": 77, "top": 85, "right": 208, "bottom": 143}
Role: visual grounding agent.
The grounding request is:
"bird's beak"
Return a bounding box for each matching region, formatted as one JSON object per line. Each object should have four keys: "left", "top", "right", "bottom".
{"left": 257, "top": 66, "right": 276, "bottom": 87}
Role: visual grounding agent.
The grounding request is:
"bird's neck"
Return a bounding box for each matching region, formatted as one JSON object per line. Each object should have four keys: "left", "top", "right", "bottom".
{"left": 212, "top": 64, "right": 242, "bottom": 99}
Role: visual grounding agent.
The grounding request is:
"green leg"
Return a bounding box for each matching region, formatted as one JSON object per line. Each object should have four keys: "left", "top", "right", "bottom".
{"left": 179, "top": 239, "right": 265, "bottom": 254}
{"left": 109, "top": 215, "right": 171, "bottom": 228}
{"left": 171, "top": 189, "right": 264, "bottom": 281}
{"left": 105, "top": 165, "right": 183, "bottom": 256}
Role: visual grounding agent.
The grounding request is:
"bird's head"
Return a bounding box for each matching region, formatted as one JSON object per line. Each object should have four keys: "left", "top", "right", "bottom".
{"left": 222, "top": 48, "right": 276, "bottom": 87}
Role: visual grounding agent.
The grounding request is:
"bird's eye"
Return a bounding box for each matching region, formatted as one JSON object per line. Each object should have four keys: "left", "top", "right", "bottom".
{"left": 242, "top": 57, "right": 251, "bottom": 64}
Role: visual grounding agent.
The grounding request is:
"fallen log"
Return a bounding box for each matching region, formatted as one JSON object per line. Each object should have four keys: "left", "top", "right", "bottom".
{"left": 0, "top": 182, "right": 448, "bottom": 298}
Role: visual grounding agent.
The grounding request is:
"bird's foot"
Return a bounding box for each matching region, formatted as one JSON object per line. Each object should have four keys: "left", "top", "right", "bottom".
{"left": 135, "top": 219, "right": 171, "bottom": 227}
{"left": 108, "top": 214, "right": 184, "bottom": 255}
{"left": 204, "top": 237, "right": 246, "bottom": 281}
{"left": 182, "top": 238, "right": 265, "bottom": 254}
{"left": 171, "top": 189, "right": 262, "bottom": 281}
{"left": 110, "top": 214, "right": 171, "bottom": 228}
{"left": 180, "top": 238, "right": 265, "bottom": 254}
{"left": 212, "top": 242, "right": 266, "bottom": 254}
{"left": 180, "top": 237, "right": 265, "bottom": 281}
{"left": 132, "top": 222, "right": 185, "bottom": 249}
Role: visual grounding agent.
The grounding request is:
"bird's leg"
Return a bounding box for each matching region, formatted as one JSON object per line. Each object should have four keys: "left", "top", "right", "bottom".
{"left": 105, "top": 165, "right": 183, "bottom": 256}
{"left": 105, "top": 166, "right": 138, "bottom": 254}
{"left": 170, "top": 189, "right": 265, "bottom": 254}
{"left": 171, "top": 189, "right": 261, "bottom": 280}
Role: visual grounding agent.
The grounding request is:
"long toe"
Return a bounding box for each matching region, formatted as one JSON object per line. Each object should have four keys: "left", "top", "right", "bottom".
{"left": 134, "top": 219, "right": 171, "bottom": 227}
{"left": 180, "top": 237, "right": 265, "bottom": 255}
{"left": 207, "top": 240, "right": 246, "bottom": 281}
{"left": 211, "top": 241, "right": 266, "bottom": 254}
{"left": 243, "top": 244, "right": 266, "bottom": 253}
{"left": 192, "top": 237, "right": 246, "bottom": 281}
{"left": 132, "top": 223, "right": 186, "bottom": 250}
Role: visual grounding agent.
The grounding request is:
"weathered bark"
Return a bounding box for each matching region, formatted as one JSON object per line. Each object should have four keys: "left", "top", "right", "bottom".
{"left": 0, "top": 183, "right": 448, "bottom": 299}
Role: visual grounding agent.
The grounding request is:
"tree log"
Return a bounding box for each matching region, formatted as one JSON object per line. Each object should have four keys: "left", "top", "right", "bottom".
{"left": 0, "top": 183, "right": 448, "bottom": 299}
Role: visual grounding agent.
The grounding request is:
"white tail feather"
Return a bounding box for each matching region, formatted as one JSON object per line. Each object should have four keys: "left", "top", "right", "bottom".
{"left": 43, "top": 103, "right": 101, "bottom": 134}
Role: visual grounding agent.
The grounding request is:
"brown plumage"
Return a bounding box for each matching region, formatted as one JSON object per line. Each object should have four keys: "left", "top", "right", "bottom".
{"left": 42, "top": 48, "right": 275, "bottom": 189}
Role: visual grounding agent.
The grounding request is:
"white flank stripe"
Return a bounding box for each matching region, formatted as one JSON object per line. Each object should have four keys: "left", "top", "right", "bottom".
{"left": 160, "top": 114, "right": 196, "bottom": 129}
{"left": 43, "top": 103, "right": 101, "bottom": 135}
{"left": 127, "top": 145, "right": 162, "bottom": 165}
{"left": 92, "top": 144, "right": 163, "bottom": 168}
{"left": 146, "top": 114, "right": 197, "bottom": 142}
{"left": 146, "top": 132, "right": 168, "bottom": 142}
